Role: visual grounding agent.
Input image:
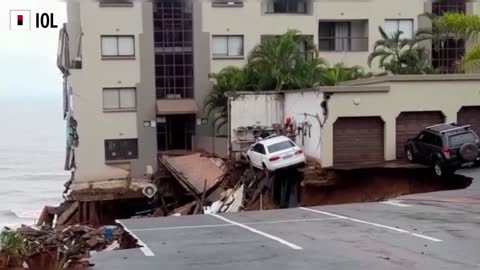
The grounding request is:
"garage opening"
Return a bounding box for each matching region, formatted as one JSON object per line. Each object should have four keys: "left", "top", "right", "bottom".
{"left": 458, "top": 106, "right": 480, "bottom": 136}
{"left": 333, "top": 117, "right": 384, "bottom": 165}
{"left": 396, "top": 111, "right": 445, "bottom": 159}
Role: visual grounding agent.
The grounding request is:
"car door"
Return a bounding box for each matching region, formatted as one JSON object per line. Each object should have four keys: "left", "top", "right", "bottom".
{"left": 418, "top": 132, "right": 441, "bottom": 163}
{"left": 250, "top": 144, "right": 263, "bottom": 168}
{"left": 415, "top": 132, "right": 431, "bottom": 161}
{"left": 256, "top": 144, "right": 267, "bottom": 167}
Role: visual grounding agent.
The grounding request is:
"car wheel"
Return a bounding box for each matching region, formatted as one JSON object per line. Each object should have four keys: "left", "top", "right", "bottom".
{"left": 406, "top": 148, "right": 415, "bottom": 162}
{"left": 434, "top": 162, "right": 443, "bottom": 177}
{"left": 247, "top": 157, "right": 255, "bottom": 171}
{"left": 262, "top": 163, "right": 270, "bottom": 178}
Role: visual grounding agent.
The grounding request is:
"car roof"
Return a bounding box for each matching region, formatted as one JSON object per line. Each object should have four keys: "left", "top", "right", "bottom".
{"left": 426, "top": 123, "right": 476, "bottom": 136}
{"left": 257, "top": 136, "right": 292, "bottom": 147}
{"left": 428, "top": 124, "right": 458, "bottom": 133}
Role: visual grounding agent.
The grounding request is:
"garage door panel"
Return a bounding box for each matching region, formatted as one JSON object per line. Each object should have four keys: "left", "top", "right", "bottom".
{"left": 333, "top": 117, "right": 384, "bottom": 165}
{"left": 396, "top": 112, "right": 444, "bottom": 159}
{"left": 458, "top": 106, "right": 480, "bottom": 136}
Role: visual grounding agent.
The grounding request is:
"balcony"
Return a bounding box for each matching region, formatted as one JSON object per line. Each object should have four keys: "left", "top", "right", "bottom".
{"left": 318, "top": 37, "right": 369, "bottom": 52}
{"left": 318, "top": 20, "right": 369, "bottom": 52}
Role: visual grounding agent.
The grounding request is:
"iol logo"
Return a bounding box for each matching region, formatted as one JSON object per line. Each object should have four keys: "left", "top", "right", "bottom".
{"left": 10, "top": 10, "right": 58, "bottom": 31}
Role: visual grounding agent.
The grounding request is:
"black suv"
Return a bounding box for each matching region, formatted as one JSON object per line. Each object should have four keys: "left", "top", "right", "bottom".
{"left": 405, "top": 123, "right": 480, "bottom": 176}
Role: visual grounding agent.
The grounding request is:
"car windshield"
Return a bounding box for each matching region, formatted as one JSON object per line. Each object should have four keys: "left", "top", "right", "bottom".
{"left": 267, "top": 140, "right": 295, "bottom": 153}
{"left": 449, "top": 132, "right": 478, "bottom": 147}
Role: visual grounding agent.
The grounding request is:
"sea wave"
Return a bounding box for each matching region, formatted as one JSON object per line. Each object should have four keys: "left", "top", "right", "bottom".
{"left": 0, "top": 208, "right": 41, "bottom": 219}
{"left": 0, "top": 172, "right": 69, "bottom": 179}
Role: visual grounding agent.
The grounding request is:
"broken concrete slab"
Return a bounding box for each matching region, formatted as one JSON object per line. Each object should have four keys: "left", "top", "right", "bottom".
{"left": 56, "top": 201, "right": 80, "bottom": 226}
{"left": 160, "top": 153, "right": 225, "bottom": 198}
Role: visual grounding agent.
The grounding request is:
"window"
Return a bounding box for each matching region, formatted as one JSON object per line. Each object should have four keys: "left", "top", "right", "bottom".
{"left": 319, "top": 21, "right": 368, "bottom": 51}
{"left": 99, "top": 0, "right": 133, "bottom": 7}
{"left": 211, "top": 1, "right": 243, "bottom": 7}
{"left": 419, "top": 132, "right": 439, "bottom": 146}
{"left": 267, "top": 0, "right": 307, "bottom": 14}
{"left": 253, "top": 144, "right": 266, "bottom": 154}
{"left": 449, "top": 133, "right": 478, "bottom": 147}
{"left": 212, "top": 35, "right": 244, "bottom": 58}
{"left": 103, "top": 88, "right": 136, "bottom": 112}
{"left": 384, "top": 19, "right": 413, "bottom": 39}
{"left": 268, "top": 140, "right": 295, "bottom": 153}
{"left": 101, "top": 35, "right": 135, "bottom": 57}
{"left": 105, "top": 139, "right": 138, "bottom": 161}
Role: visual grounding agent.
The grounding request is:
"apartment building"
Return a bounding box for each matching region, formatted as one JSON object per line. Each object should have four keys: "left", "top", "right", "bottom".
{"left": 57, "top": 0, "right": 478, "bottom": 187}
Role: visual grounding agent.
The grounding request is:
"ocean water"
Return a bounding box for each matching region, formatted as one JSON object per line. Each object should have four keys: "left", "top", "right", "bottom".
{"left": 0, "top": 96, "right": 68, "bottom": 228}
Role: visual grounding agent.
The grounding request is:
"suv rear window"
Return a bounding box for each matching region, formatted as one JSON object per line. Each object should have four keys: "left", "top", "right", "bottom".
{"left": 449, "top": 132, "right": 478, "bottom": 147}
{"left": 267, "top": 140, "right": 295, "bottom": 153}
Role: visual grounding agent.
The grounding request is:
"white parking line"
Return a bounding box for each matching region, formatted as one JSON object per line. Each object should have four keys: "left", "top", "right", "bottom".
{"left": 129, "top": 217, "right": 340, "bottom": 232}
{"left": 380, "top": 200, "right": 412, "bottom": 207}
{"left": 116, "top": 220, "right": 155, "bottom": 257}
{"left": 300, "top": 207, "right": 443, "bottom": 242}
{"left": 208, "top": 213, "right": 304, "bottom": 250}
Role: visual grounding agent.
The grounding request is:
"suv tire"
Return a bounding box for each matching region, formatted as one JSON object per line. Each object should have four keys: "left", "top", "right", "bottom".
{"left": 459, "top": 143, "right": 479, "bottom": 162}
{"left": 434, "top": 161, "right": 444, "bottom": 177}
{"left": 406, "top": 148, "right": 415, "bottom": 162}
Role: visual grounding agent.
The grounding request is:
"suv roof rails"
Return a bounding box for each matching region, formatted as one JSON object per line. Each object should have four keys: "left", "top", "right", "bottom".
{"left": 426, "top": 122, "right": 456, "bottom": 129}
{"left": 439, "top": 125, "right": 471, "bottom": 134}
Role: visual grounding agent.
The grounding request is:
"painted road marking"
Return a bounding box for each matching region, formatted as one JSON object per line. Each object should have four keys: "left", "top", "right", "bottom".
{"left": 208, "top": 213, "right": 304, "bottom": 250}
{"left": 380, "top": 200, "right": 412, "bottom": 207}
{"left": 116, "top": 220, "right": 155, "bottom": 257}
{"left": 128, "top": 217, "right": 341, "bottom": 232}
{"left": 300, "top": 207, "right": 443, "bottom": 242}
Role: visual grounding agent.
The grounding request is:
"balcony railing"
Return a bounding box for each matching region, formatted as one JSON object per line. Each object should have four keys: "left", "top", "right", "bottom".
{"left": 318, "top": 37, "right": 369, "bottom": 52}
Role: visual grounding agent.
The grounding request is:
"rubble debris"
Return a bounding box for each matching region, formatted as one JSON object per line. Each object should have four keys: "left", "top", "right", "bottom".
{"left": 204, "top": 185, "right": 245, "bottom": 214}
{"left": 172, "top": 201, "right": 197, "bottom": 216}
{"left": 56, "top": 201, "right": 80, "bottom": 226}
{"left": 160, "top": 153, "right": 226, "bottom": 200}
{"left": 1, "top": 224, "right": 130, "bottom": 269}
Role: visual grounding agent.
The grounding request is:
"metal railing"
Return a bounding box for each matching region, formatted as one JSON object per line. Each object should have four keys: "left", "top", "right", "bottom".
{"left": 318, "top": 37, "right": 369, "bottom": 52}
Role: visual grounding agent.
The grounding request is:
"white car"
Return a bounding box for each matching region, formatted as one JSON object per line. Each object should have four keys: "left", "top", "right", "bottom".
{"left": 246, "top": 136, "right": 306, "bottom": 172}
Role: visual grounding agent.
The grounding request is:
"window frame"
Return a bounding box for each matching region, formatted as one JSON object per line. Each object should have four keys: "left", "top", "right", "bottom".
{"left": 211, "top": 1, "right": 243, "bottom": 7}
{"left": 384, "top": 19, "right": 414, "bottom": 39}
{"left": 99, "top": 0, "right": 134, "bottom": 7}
{"left": 101, "top": 35, "right": 136, "bottom": 59}
{"left": 212, "top": 35, "right": 245, "bottom": 59}
{"left": 266, "top": 0, "right": 308, "bottom": 14}
{"left": 102, "top": 87, "right": 137, "bottom": 112}
{"left": 104, "top": 139, "right": 139, "bottom": 162}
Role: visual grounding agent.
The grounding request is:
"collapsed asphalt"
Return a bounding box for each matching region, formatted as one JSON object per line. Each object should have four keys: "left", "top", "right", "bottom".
{"left": 92, "top": 168, "right": 480, "bottom": 270}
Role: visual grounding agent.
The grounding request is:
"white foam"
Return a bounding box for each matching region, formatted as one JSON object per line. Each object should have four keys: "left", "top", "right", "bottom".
{"left": 11, "top": 209, "right": 42, "bottom": 219}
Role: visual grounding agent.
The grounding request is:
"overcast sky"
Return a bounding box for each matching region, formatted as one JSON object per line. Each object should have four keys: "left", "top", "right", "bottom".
{"left": 0, "top": 0, "right": 67, "bottom": 98}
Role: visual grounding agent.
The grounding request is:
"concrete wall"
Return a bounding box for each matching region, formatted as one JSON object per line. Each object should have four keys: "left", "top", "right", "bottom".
{"left": 200, "top": 0, "right": 424, "bottom": 73}
{"left": 69, "top": 1, "right": 156, "bottom": 182}
{"left": 284, "top": 91, "right": 325, "bottom": 162}
{"left": 132, "top": 2, "right": 158, "bottom": 179}
{"left": 229, "top": 94, "right": 284, "bottom": 140}
{"left": 193, "top": 136, "right": 229, "bottom": 158}
{"left": 321, "top": 78, "right": 480, "bottom": 167}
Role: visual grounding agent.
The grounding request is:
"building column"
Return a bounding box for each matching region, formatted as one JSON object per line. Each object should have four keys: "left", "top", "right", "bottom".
{"left": 383, "top": 115, "right": 396, "bottom": 161}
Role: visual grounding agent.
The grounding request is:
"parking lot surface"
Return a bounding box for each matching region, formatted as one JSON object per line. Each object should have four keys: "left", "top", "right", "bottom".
{"left": 93, "top": 168, "right": 480, "bottom": 270}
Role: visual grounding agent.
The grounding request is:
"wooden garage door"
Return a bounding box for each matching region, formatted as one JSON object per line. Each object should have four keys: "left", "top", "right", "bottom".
{"left": 396, "top": 111, "right": 444, "bottom": 159}
{"left": 333, "top": 117, "right": 384, "bottom": 165}
{"left": 458, "top": 106, "right": 480, "bottom": 136}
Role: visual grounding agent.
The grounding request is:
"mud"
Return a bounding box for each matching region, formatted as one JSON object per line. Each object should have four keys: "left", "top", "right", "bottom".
{"left": 300, "top": 168, "right": 472, "bottom": 207}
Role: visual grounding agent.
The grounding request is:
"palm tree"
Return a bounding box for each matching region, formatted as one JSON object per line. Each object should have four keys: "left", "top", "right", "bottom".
{"left": 442, "top": 12, "right": 480, "bottom": 71}
{"left": 416, "top": 13, "right": 455, "bottom": 73}
{"left": 417, "top": 12, "right": 480, "bottom": 72}
{"left": 247, "top": 29, "right": 317, "bottom": 91}
{"left": 320, "top": 63, "right": 373, "bottom": 86}
{"left": 204, "top": 66, "right": 246, "bottom": 132}
{"left": 368, "top": 27, "right": 433, "bottom": 74}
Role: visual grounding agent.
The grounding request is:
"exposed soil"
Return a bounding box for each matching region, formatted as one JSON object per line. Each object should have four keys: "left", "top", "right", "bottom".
{"left": 300, "top": 168, "right": 472, "bottom": 206}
